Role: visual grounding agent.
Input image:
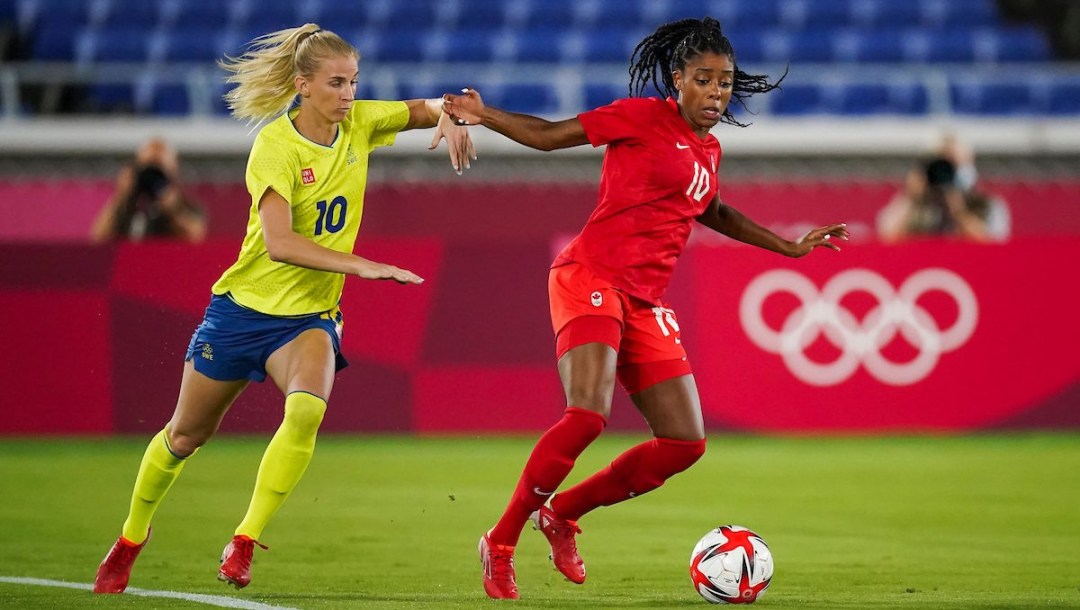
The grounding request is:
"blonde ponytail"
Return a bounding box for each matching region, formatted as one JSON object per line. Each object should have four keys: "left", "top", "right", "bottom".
{"left": 219, "top": 24, "right": 358, "bottom": 124}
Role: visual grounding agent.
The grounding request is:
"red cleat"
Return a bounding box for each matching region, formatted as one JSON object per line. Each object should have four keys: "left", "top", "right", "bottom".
{"left": 217, "top": 535, "right": 267, "bottom": 589}
{"left": 479, "top": 533, "right": 519, "bottom": 600}
{"left": 93, "top": 531, "right": 150, "bottom": 594}
{"left": 531, "top": 505, "right": 586, "bottom": 584}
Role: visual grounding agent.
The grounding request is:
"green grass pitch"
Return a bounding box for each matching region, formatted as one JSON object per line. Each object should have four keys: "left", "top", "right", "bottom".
{"left": 1, "top": 434, "right": 1078, "bottom": 609}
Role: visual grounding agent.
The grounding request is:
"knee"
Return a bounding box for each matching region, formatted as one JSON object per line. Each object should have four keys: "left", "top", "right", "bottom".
{"left": 284, "top": 392, "right": 327, "bottom": 436}
{"left": 565, "top": 381, "right": 615, "bottom": 413}
{"left": 658, "top": 437, "right": 707, "bottom": 473}
{"left": 166, "top": 427, "right": 208, "bottom": 457}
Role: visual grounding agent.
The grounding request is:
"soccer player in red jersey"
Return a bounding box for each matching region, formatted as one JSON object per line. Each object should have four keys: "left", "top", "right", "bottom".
{"left": 445, "top": 17, "right": 849, "bottom": 599}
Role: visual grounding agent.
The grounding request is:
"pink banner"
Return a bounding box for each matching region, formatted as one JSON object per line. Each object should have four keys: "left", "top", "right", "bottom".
{"left": 0, "top": 238, "right": 1077, "bottom": 434}
{"left": 683, "top": 238, "right": 1080, "bottom": 432}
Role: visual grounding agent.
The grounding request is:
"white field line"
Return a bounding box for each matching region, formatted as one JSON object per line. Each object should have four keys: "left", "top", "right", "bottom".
{"left": 0, "top": 576, "right": 302, "bottom": 610}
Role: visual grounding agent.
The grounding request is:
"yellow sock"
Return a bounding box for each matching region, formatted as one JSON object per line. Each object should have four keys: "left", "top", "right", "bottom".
{"left": 121, "top": 428, "right": 189, "bottom": 544}
{"left": 235, "top": 391, "right": 327, "bottom": 540}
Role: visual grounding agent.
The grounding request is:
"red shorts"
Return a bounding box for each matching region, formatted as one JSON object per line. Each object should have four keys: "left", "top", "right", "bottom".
{"left": 549, "top": 262, "right": 691, "bottom": 394}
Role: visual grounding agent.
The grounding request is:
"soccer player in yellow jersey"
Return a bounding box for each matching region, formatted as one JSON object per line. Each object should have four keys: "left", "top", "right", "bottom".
{"left": 93, "top": 24, "right": 474, "bottom": 594}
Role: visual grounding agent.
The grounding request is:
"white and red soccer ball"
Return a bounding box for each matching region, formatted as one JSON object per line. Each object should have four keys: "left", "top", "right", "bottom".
{"left": 690, "top": 525, "right": 773, "bottom": 604}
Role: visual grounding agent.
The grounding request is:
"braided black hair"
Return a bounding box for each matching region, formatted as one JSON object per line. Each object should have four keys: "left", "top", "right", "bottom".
{"left": 628, "top": 17, "right": 784, "bottom": 127}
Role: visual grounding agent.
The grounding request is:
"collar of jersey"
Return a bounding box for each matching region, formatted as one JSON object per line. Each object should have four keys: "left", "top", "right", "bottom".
{"left": 287, "top": 107, "right": 340, "bottom": 150}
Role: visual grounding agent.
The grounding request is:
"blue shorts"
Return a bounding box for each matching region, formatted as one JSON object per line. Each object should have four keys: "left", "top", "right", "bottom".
{"left": 184, "top": 294, "right": 348, "bottom": 382}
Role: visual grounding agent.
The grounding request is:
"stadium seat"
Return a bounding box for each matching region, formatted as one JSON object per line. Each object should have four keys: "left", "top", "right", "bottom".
{"left": 168, "top": 0, "right": 230, "bottom": 28}
{"left": 582, "top": 28, "right": 636, "bottom": 63}
{"left": 770, "top": 82, "right": 824, "bottom": 115}
{"left": 735, "top": 0, "right": 782, "bottom": 29}
{"left": 100, "top": 2, "right": 158, "bottom": 28}
{"left": 90, "top": 83, "right": 137, "bottom": 113}
{"left": 921, "top": 0, "right": 999, "bottom": 28}
{"left": 240, "top": 3, "right": 299, "bottom": 33}
{"left": 1047, "top": 82, "right": 1080, "bottom": 115}
{"left": 849, "top": 0, "right": 922, "bottom": 28}
{"left": 488, "top": 83, "right": 559, "bottom": 115}
{"left": 450, "top": 3, "right": 506, "bottom": 29}
{"left": 31, "top": 20, "right": 77, "bottom": 60}
{"left": 312, "top": 2, "right": 371, "bottom": 31}
{"left": 514, "top": 28, "right": 565, "bottom": 63}
{"left": 840, "top": 82, "right": 928, "bottom": 115}
{"left": 995, "top": 27, "right": 1051, "bottom": 62}
{"left": 164, "top": 27, "right": 223, "bottom": 63}
{"left": 584, "top": 83, "right": 625, "bottom": 109}
{"left": 522, "top": 0, "right": 575, "bottom": 29}
{"left": 432, "top": 29, "right": 496, "bottom": 63}
{"left": 726, "top": 32, "right": 765, "bottom": 64}
{"left": 152, "top": 82, "right": 190, "bottom": 115}
{"left": 951, "top": 82, "right": 1038, "bottom": 115}
{"left": 92, "top": 27, "right": 153, "bottom": 63}
{"left": 385, "top": 1, "right": 437, "bottom": 31}
{"left": 780, "top": 0, "right": 847, "bottom": 30}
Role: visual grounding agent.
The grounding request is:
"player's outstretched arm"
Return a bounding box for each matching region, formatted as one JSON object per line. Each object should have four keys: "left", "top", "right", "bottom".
{"left": 403, "top": 98, "right": 475, "bottom": 175}
{"left": 259, "top": 189, "right": 423, "bottom": 284}
{"left": 697, "top": 194, "right": 848, "bottom": 257}
{"left": 442, "top": 88, "right": 589, "bottom": 151}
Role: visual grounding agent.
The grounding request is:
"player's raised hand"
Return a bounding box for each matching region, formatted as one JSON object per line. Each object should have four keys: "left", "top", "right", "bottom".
{"left": 354, "top": 259, "right": 424, "bottom": 284}
{"left": 442, "top": 88, "right": 486, "bottom": 126}
{"left": 430, "top": 111, "right": 476, "bottom": 175}
{"left": 789, "top": 223, "right": 849, "bottom": 256}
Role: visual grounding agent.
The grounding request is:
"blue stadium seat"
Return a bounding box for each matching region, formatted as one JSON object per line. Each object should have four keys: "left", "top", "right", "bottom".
{"left": 514, "top": 28, "right": 564, "bottom": 63}
{"left": 849, "top": 0, "right": 922, "bottom": 28}
{"left": 241, "top": 3, "right": 299, "bottom": 32}
{"left": 951, "top": 82, "right": 1038, "bottom": 115}
{"left": 453, "top": 3, "right": 505, "bottom": 28}
{"left": 164, "top": 27, "right": 222, "bottom": 62}
{"left": 90, "top": 83, "right": 137, "bottom": 113}
{"left": 726, "top": 32, "right": 765, "bottom": 64}
{"left": 654, "top": 0, "right": 712, "bottom": 24}
{"left": 582, "top": 29, "right": 635, "bottom": 63}
{"left": 1047, "top": 82, "right": 1080, "bottom": 115}
{"left": 434, "top": 29, "right": 496, "bottom": 63}
{"left": 735, "top": 0, "right": 782, "bottom": 28}
{"left": 92, "top": 27, "right": 152, "bottom": 62}
{"left": 995, "top": 27, "right": 1051, "bottom": 62}
{"left": 771, "top": 83, "right": 823, "bottom": 115}
{"left": 31, "top": 20, "right": 77, "bottom": 59}
{"left": 855, "top": 29, "right": 905, "bottom": 62}
{"left": 782, "top": 0, "right": 848, "bottom": 30}
{"left": 789, "top": 29, "right": 838, "bottom": 62}
{"left": 522, "top": 0, "right": 575, "bottom": 29}
{"left": 924, "top": 30, "right": 976, "bottom": 63}
{"left": 588, "top": 0, "right": 641, "bottom": 27}
{"left": 840, "top": 82, "right": 928, "bottom": 115}
{"left": 316, "top": 2, "right": 372, "bottom": 30}
{"left": 368, "top": 29, "right": 425, "bottom": 62}
{"left": 584, "top": 83, "right": 625, "bottom": 109}
{"left": 921, "top": 0, "right": 999, "bottom": 28}
{"left": 152, "top": 82, "right": 190, "bottom": 115}
{"left": 101, "top": 2, "right": 158, "bottom": 27}
{"left": 488, "top": 83, "right": 559, "bottom": 115}
{"left": 386, "top": 1, "right": 437, "bottom": 31}
{"left": 169, "top": 0, "right": 230, "bottom": 27}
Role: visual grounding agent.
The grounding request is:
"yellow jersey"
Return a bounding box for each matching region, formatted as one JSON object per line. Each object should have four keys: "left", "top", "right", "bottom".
{"left": 212, "top": 100, "right": 409, "bottom": 315}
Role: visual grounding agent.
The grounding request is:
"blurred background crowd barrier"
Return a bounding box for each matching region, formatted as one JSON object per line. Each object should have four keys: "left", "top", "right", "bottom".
{"left": 1, "top": 0, "right": 1078, "bottom": 435}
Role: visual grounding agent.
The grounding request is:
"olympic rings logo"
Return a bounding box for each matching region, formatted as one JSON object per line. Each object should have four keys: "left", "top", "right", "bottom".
{"left": 739, "top": 268, "right": 978, "bottom": 386}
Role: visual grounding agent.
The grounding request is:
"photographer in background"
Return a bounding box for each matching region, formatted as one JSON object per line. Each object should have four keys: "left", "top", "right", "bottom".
{"left": 91, "top": 138, "right": 207, "bottom": 243}
{"left": 877, "top": 140, "right": 1010, "bottom": 244}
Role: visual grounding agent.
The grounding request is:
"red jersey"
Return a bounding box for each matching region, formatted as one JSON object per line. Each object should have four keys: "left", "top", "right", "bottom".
{"left": 553, "top": 97, "right": 720, "bottom": 304}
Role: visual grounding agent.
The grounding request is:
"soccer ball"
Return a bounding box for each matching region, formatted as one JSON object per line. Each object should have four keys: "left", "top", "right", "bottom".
{"left": 689, "top": 525, "right": 773, "bottom": 604}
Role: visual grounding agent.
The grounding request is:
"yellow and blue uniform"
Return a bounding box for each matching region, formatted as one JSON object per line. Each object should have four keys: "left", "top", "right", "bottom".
{"left": 185, "top": 100, "right": 410, "bottom": 381}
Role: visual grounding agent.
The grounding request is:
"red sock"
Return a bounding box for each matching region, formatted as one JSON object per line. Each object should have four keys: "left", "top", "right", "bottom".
{"left": 551, "top": 437, "right": 706, "bottom": 522}
{"left": 487, "top": 407, "right": 606, "bottom": 546}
